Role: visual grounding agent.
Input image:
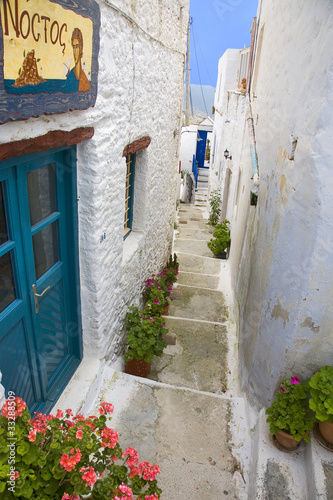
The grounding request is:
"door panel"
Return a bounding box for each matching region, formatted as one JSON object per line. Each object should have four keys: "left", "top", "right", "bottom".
{"left": 196, "top": 130, "right": 208, "bottom": 169}
{"left": 0, "top": 147, "right": 82, "bottom": 413}
{"left": 0, "top": 320, "right": 35, "bottom": 407}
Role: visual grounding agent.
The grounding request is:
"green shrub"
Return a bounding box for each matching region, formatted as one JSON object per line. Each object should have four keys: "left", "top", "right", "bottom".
{"left": 207, "top": 220, "right": 231, "bottom": 255}
{"left": 207, "top": 190, "right": 222, "bottom": 226}
{"left": 125, "top": 306, "right": 167, "bottom": 363}
{"left": 309, "top": 366, "right": 333, "bottom": 422}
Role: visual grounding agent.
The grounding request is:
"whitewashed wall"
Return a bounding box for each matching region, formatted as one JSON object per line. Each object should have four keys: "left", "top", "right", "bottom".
{"left": 211, "top": 0, "right": 333, "bottom": 407}
{"left": 179, "top": 125, "right": 198, "bottom": 172}
{"left": 209, "top": 49, "right": 241, "bottom": 195}
{"left": 0, "top": 0, "right": 189, "bottom": 366}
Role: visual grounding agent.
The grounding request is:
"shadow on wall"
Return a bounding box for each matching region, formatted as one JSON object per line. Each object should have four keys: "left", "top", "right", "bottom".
{"left": 180, "top": 172, "right": 194, "bottom": 203}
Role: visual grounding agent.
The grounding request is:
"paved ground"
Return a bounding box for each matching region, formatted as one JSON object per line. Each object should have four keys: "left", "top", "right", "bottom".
{"left": 56, "top": 203, "right": 333, "bottom": 499}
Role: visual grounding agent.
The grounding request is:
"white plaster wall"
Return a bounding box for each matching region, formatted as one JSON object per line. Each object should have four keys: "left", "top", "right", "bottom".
{"left": 228, "top": 0, "right": 333, "bottom": 407}
{"left": 215, "top": 49, "right": 240, "bottom": 111}
{"left": 0, "top": 0, "right": 189, "bottom": 363}
{"left": 179, "top": 125, "right": 198, "bottom": 172}
{"left": 209, "top": 50, "right": 242, "bottom": 197}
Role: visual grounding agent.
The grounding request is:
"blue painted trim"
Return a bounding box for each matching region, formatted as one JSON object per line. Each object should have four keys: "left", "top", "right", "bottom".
{"left": 0, "top": 0, "right": 100, "bottom": 124}
{"left": 192, "top": 155, "right": 198, "bottom": 188}
{"left": 0, "top": 240, "right": 15, "bottom": 257}
{"left": 31, "top": 212, "right": 61, "bottom": 236}
{"left": 250, "top": 144, "right": 258, "bottom": 176}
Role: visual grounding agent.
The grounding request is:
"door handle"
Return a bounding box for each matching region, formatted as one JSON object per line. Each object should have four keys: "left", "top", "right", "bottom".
{"left": 32, "top": 284, "right": 51, "bottom": 314}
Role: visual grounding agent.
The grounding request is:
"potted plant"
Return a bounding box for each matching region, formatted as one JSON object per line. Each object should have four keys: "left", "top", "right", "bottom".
{"left": 144, "top": 285, "right": 165, "bottom": 317}
{"left": 0, "top": 396, "right": 162, "bottom": 499}
{"left": 166, "top": 253, "right": 179, "bottom": 272}
{"left": 207, "top": 190, "right": 222, "bottom": 231}
{"left": 265, "top": 377, "right": 316, "bottom": 452}
{"left": 143, "top": 263, "right": 178, "bottom": 316}
{"left": 124, "top": 306, "right": 168, "bottom": 377}
{"left": 207, "top": 220, "right": 231, "bottom": 258}
{"left": 309, "top": 365, "right": 333, "bottom": 449}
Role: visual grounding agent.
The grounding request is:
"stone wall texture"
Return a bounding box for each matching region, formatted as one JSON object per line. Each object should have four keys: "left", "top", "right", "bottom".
{"left": 0, "top": 0, "right": 189, "bottom": 370}
{"left": 210, "top": 0, "right": 333, "bottom": 407}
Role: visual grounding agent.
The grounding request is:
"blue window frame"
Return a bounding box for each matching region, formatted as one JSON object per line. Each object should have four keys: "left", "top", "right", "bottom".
{"left": 124, "top": 153, "right": 135, "bottom": 238}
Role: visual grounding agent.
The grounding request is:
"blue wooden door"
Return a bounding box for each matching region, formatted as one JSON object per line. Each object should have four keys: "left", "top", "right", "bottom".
{"left": 0, "top": 146, "right": 82, "bottom": 413}
{"left": 195, "top": 130, "right": 208, "bottom": 169}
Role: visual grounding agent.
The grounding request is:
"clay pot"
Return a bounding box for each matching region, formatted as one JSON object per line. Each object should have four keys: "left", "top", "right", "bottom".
{"left": 162, "top": 303, "right": 169, "bottom": 315}
{"left": 273, "top": 430, "right": 301, "bottom": 452}
{"left": 125, "top": 358, "right": 151, "bottom": 378}
{"left": 318, "top": 421, "right": 333, "bottom": 445}
{"left": 314, "top": 421, "right": 333, "bottom": 451}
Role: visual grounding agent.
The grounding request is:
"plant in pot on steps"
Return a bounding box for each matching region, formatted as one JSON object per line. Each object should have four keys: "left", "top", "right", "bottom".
{"left": 309, "top": 365, "right": 333, "bottom": 450}
{"left": 265, "top": 376, "right": 316, "bottom": 452}
{"left": 207, "top": 219, "right": 231, "bottom": 259}
{"left": 124, "top": 306, "right": 168, "bottom": 378}
{"left": 207, "top": 190, "right": 222, "bottom": 232}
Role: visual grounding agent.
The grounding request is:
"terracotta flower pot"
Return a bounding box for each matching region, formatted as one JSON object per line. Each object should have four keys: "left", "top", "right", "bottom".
{"left": 125, "top": 358, "right": 151, "bottom": 378}
{"left": 318, "top": 421, "right": 333, "bottom": 445}
{"left": 314, "top": 421, "right": 333, "bottom": 451}
{"left": 162, "top": 303, "right": 169, "bottom": 315}
{"left": 273, "top": 430, "right": 301, "bottom": 452}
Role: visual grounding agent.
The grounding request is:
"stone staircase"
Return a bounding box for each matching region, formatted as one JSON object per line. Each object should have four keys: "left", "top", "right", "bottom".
{"left": 194, "top": 166, "right": 209, "bottom": 207}
{"left": 55, "top": 204, "right": 333, "bottom": 499}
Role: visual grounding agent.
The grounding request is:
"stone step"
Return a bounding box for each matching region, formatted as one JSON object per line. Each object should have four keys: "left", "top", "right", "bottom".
{"left": 78, "top": 366, "right": 239, "bottom": 499}
{"left": 197, "top": 175, "right": 209, "bottom": 182}
{"left": 251, "top": 409, "right": 333, "bottom": 500}
{"left": 198, "top": 168, "right": 209, "bottom": 177}
{"left": 195, "top": 194, "right": 208, "bottom": 202}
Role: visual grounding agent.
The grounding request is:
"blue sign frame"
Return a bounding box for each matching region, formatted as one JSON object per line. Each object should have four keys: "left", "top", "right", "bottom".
{"left": 0, "top": 0, "right": 100, "bottom": 124}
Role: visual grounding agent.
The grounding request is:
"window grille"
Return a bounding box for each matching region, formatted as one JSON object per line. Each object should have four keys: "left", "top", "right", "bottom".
{"left": 124, "top": 153, "right": 135, "bottom": 237}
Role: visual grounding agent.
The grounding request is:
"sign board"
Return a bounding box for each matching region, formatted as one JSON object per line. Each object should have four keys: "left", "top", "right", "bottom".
{"left": 0, "top": 0, "right": 100, "bottom": 124}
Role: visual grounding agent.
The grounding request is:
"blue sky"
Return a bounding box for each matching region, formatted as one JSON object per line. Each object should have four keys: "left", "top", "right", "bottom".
{"left": 189, "top": 0, "right": 258, "bottom": 87}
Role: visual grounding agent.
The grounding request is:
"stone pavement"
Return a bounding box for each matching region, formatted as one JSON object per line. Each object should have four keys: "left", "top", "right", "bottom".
{"left": 56, "top": 203, "right": 249, "bottom": 499}
{"left": 56, "top": 204, "right": 333, "bottom": 499}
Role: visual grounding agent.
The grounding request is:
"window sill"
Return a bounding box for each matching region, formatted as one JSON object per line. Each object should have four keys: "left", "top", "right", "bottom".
{"left": 122, "top": 231, "right": 144, "bottom": 267}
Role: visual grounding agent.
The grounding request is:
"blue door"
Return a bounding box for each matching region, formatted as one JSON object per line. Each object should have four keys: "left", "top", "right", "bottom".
{"left": 195, "top": 130, "right": 208, "bottom": 169}
{"left": 0, "top": 146, "right": 82, "bottom": 413}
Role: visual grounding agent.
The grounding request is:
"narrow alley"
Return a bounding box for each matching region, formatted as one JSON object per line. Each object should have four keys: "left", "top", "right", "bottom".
{"left": 57, "top": 203, "right": 250, "bottom": 499}
{"left": 55, "top": 203, "right": 333, "bottom": 500}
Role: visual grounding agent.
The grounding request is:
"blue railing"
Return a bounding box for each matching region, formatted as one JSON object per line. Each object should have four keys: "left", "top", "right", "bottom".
{"left": 192, "top": 154, "right": 198, "bottom": 188}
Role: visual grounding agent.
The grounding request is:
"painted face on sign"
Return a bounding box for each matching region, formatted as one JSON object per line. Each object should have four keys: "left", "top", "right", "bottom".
{"left": 72, "top": 38, "right": 80, "bottom": 65}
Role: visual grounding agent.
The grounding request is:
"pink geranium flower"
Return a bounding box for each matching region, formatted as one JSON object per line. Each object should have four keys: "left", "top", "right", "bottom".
{"left": 80, "top": 466, "right": 97, "bottom": 486}
{"left": 290, "top": 377, "right": 300, "bottom": 385}
{"left": 99, "top": 402, "right": 114, "bottom": 415}
{"left": 28, "top": 429, "right": 37, "bottom": 442}
{"left": 280, "top": 387, "right": 285, "bottom": 393}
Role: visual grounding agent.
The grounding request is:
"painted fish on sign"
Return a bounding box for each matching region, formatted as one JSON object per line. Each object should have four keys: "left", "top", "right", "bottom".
{"left": 0, "top": 0, "right": 100, "bottom": 124}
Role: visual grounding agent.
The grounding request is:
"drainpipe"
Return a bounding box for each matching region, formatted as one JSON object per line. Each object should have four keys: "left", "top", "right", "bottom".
{"left": 246, "top": 100, "right": 259, "bottom": 204}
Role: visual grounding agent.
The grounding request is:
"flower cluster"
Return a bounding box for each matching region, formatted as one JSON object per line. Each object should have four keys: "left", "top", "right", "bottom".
{"left": 125, "top": 256, "right": 179, "bottom": 366}
{"left": 1, "top": 396, "right": 26, "bottom": 418}
{"left": 0, "top": 400, "right": 162, "bottom": 499}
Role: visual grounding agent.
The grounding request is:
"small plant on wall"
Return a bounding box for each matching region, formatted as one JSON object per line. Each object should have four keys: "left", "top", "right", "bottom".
{"left": 207, "top": 220, "right": 231, "bottom": 258}
{"left": 207, "top": 190, "right": 222, "bottom": 227}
